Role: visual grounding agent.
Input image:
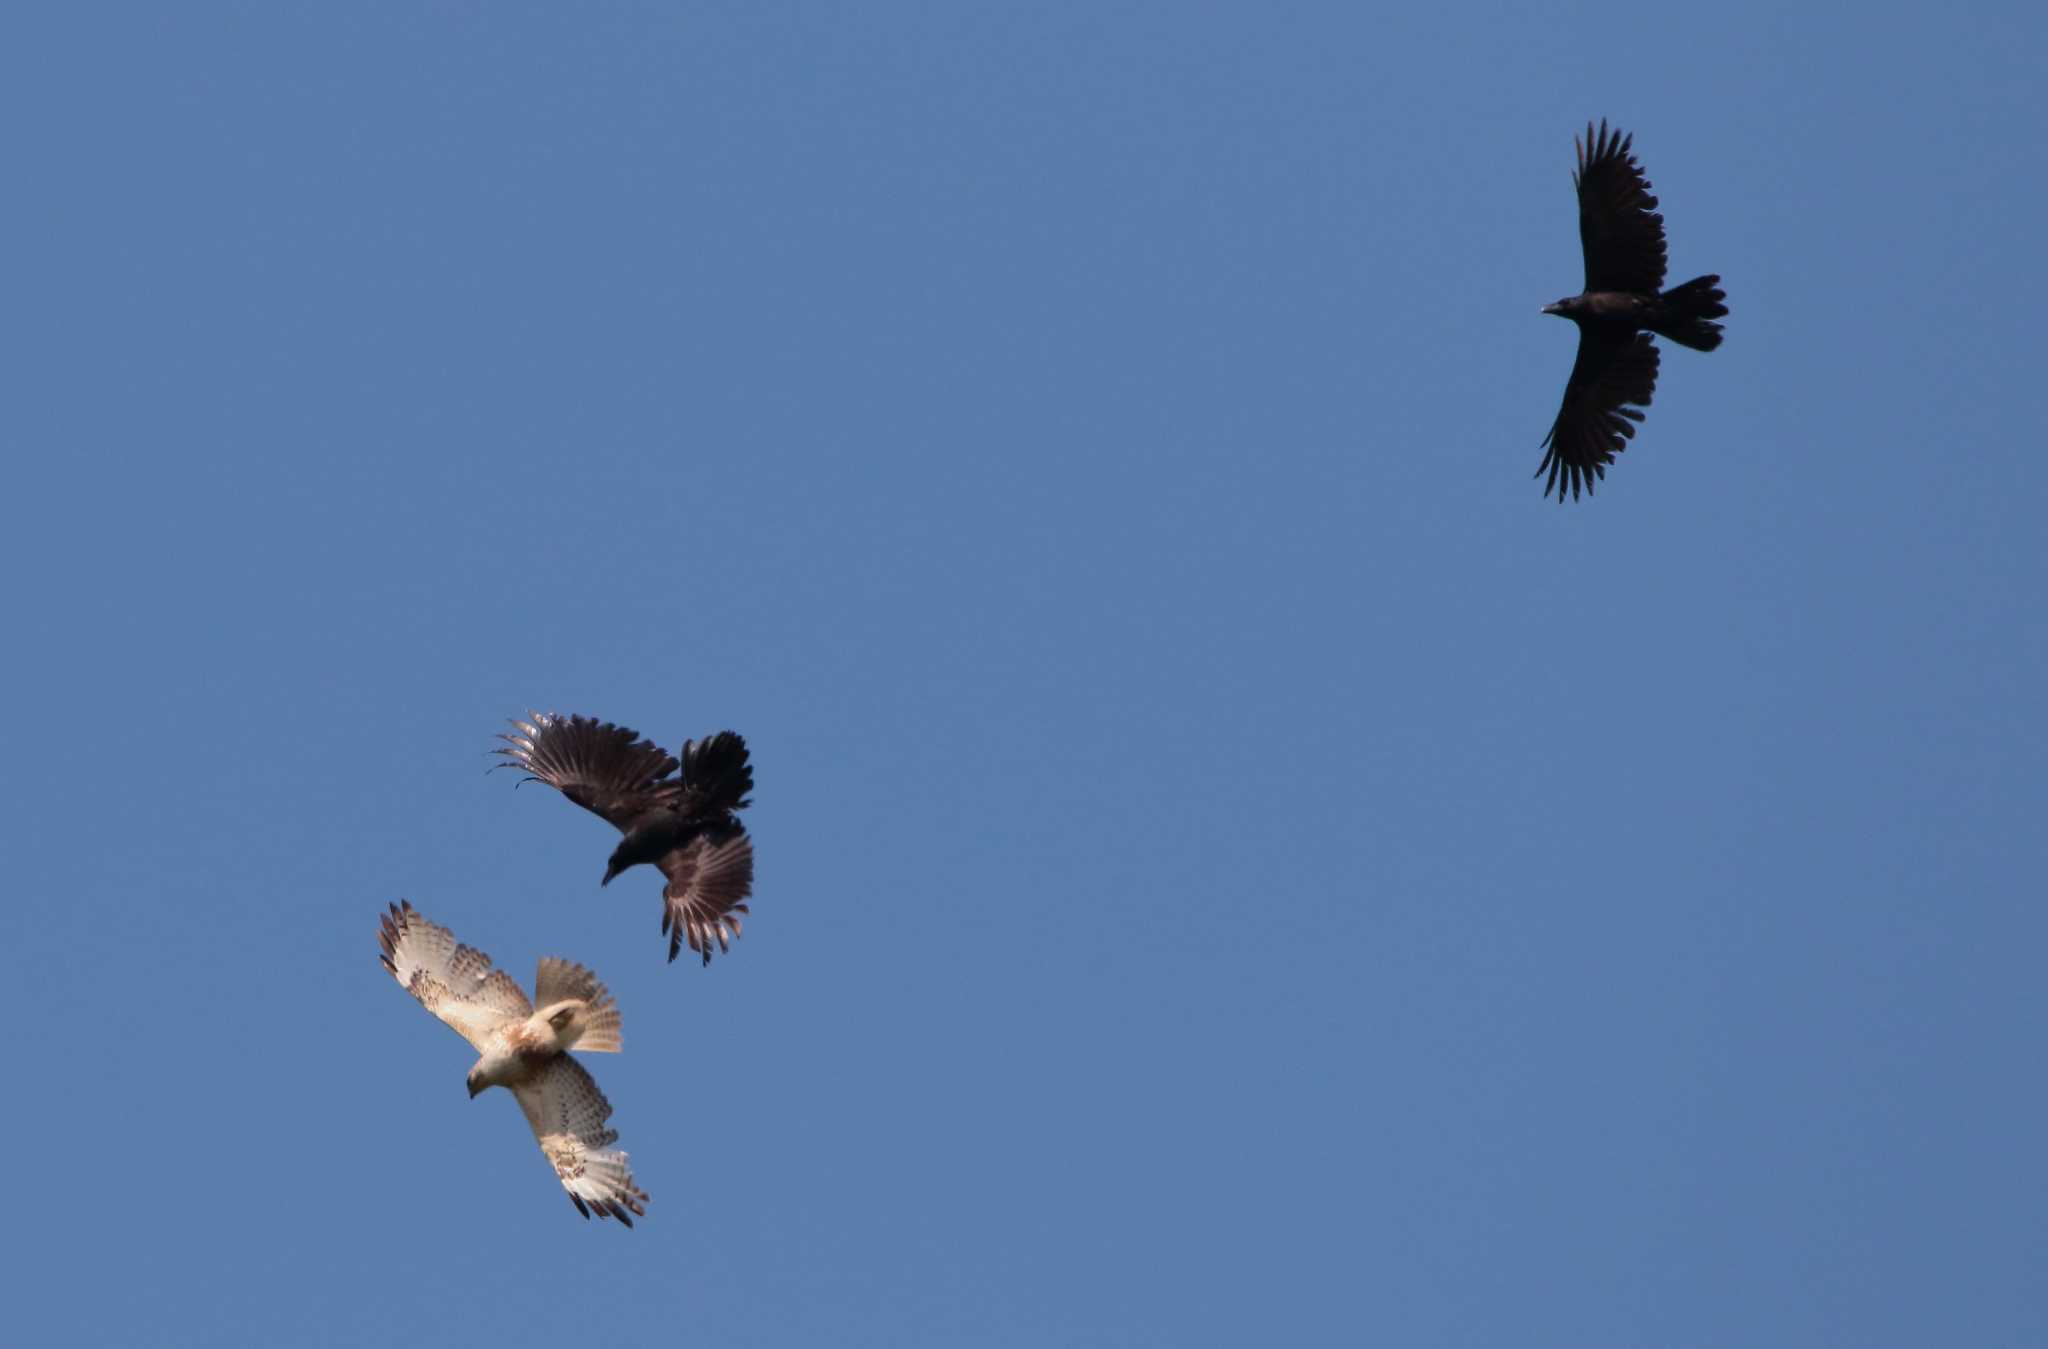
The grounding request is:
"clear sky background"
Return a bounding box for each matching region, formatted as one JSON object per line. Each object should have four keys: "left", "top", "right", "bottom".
{"left": 4, "top": 4, "right": 2044, "bottom": 1346}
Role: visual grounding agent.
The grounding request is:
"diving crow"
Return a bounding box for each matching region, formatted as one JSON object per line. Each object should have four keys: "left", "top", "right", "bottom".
{"left": 1538, "top": 120, "right": 1727, "bottom": 500}
{"left": 495, "top": 713, "right": 755, "bottom": 965}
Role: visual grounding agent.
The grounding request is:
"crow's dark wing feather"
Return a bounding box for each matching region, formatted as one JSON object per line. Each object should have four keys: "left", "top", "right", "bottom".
{"left": 658, "top": 828, "right": 754, "bottom": 965}
{"left": 1576, "top": 120, "right": 1667, "bottom": 295}
{"left": 495, "top": 712, "right": 679, "bottom": 832}
{"left": 1536, "top": 331, "right": 1660, "bottom": 502}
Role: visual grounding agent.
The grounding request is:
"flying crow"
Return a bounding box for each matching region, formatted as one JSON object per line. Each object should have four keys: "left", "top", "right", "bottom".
{"left": 1538, "top": 120, "right": 1727, "bottom": 500}
{"left": 496, "top": 712, "right": 756, "bottom": 965}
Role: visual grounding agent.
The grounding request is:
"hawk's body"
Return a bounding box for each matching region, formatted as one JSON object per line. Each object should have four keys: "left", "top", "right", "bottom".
{"left": 1538, "top": 120, "right": 1728, "bottom": 500}
{"left": 495, "top": 712, "right": 757, "bottom": 965}
{"left": 378, "top": 901, "right": 647, "bottom": 1225}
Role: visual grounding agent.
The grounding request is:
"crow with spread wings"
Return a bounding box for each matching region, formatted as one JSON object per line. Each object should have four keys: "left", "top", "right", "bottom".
{"left": 1538, "top": 120, "right": 1727, "bottom": 501}
{"left": 495, "top": 712, "right": 756, "bottom": 965}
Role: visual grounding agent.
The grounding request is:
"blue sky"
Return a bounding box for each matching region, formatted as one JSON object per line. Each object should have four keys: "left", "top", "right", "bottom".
{"left": 5, "top": 4, "right": 2044, "bottom": 1345}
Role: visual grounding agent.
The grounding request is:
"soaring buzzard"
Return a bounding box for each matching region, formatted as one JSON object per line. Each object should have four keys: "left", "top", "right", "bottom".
{"left": 494, "top": 712, "right": 756, "bottom": 965}
{"left": 1538, "top": 119, "right": 1728, "bottom": 500}
{"left": 378, "top": 901, "right": 648, "bottom": 1225}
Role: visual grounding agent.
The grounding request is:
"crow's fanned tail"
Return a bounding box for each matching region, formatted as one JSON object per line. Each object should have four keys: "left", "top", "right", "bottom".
{"left": 680, "top": 730, "right": 754, "bottom": 816}
{"left": 1651, "top": 274, "right": 1727, "bottom": 352}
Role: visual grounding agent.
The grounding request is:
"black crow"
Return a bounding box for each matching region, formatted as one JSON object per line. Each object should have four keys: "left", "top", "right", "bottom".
{"left": 495, "top": 713, "right": 755, "bottom": 965}
{"left": 1538, "top": 120, "right": 1727, "bottom": 500}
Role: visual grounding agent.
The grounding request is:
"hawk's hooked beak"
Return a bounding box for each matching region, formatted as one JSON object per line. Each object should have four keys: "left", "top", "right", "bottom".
{"left": 467, "top": 1078, "right": 484, "bottom": 1099}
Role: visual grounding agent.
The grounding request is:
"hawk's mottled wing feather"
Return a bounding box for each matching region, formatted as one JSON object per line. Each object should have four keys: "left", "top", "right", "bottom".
{"left": 512, "top": 1057, "right": 648, "bottom": 1227}
{"left": 379, "top": 901, "right": 532, "bottom": 1052}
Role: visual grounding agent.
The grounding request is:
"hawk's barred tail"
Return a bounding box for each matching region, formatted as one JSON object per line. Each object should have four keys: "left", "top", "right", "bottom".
{"left": 534, "top": 956, "right": 622, "bottom": 1053}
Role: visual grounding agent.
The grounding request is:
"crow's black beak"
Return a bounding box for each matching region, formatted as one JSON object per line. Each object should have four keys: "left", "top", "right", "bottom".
{"left": 1541, "top": 302, "right": 1562, "bottom": 315}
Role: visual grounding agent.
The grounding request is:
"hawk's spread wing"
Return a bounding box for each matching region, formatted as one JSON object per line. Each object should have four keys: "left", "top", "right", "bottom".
{"left": 379, "top": 901, "right": 533, "bottom": 1052}
{"left": 512, "top": 1057, "right": 648, "bottom": 1226}
{"left": 1576, "top": 120, "right": 1667, "bottom": 295}
{"left": 495, "top": 712, "right": 679, "bottom": 832}
{"left": 659, "top": 828, "right": 754, "bottom": 965}
{"left": 1537, "top": 331, "right": 1660, "bottom": 502}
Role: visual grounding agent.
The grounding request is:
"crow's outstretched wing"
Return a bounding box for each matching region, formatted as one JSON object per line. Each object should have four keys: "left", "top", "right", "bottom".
{"left": 658, "top": 828, "right": 755, "bottom": 965}
{"left": 495, "top": 712, "right": 679, "bottom": 831}
{"left": 1537, "top": 331, "right": 1660, "bottom": 502}
{"left": 1576, "top": 120, "right": 1667, "bottom": 295}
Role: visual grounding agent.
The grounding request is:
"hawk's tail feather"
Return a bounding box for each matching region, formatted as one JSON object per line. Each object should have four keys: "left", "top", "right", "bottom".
{"left": 533, "top": 956, "right": 621, "bottom": 1053}
{"left": 576, "top": 1003, "right": 622, "bottom": 1054}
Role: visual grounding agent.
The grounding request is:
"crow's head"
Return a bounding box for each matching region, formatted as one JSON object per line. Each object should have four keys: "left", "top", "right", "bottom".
{"left": 1542, "top": 297, "right": 1582, "bottom": 318}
